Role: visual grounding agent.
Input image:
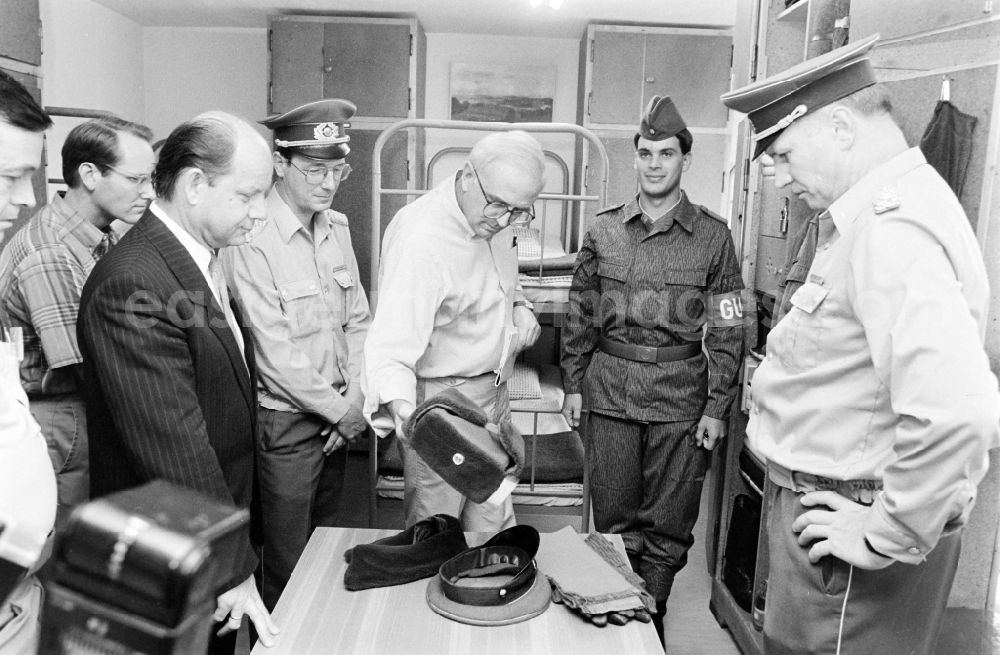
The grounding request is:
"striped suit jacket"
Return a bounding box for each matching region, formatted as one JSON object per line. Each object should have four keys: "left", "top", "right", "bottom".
{"left": 78, "top": 210, "right": 259, "bottom": 584}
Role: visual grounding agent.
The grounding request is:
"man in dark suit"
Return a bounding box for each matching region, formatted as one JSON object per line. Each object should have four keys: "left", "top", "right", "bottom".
{"left": 77, "top": 111, "right": 279, "bottom": 652}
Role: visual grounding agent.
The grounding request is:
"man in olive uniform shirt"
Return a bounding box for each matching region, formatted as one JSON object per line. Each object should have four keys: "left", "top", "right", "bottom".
{"left": 561, "top": 96, "right": 744, "bottom": 639}
{"left": 222, "top": 99, "right": 371, "bottom": 610}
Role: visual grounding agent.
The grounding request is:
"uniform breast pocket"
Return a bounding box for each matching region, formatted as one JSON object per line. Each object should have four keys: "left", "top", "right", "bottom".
{"left": 779, "top": 282, "right": 830, "bottom": 370}
{"left": 597, "top": 259, "right": 628, "bottom": 285}
{"left": 278, "top": 279, "right": 326, "bottom": 338}
{"left": 660, "top": 269, "right": 707, "bottom": 327}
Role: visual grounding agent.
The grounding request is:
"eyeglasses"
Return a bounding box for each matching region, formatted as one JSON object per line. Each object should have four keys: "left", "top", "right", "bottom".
{"left": 287, "top": 159, "right": 352, "bottom": 185}
{"left": 470, "top": 164, "right": 535, "bottom": 227}
{"left": 106, "top": 166, "right": 152, "bottom": 188}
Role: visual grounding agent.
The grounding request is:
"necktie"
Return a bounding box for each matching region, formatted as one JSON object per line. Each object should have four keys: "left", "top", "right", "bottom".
{"left": 208, "top": 253, "right": 247, "bottom": 369}
{"left": 93, "top": 231, "right": 116, "bottom": 260}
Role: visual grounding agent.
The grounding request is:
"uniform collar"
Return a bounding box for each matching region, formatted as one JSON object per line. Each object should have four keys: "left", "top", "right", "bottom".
{"left": 622, "top": 190, "right": 696, "bottom": 234}
{"left": 827, "top": 147, "right": 926, "bottom": 236}
{"left": 269, "top": 185, "right": 333, "bottom": 244}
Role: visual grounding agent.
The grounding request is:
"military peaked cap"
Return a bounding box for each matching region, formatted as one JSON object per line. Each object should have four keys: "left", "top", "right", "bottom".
{"left": 260, "top": 98, "right": 355, "bottom": 159}
{"left": 721, "top": 33, "right": 880, "bottom": 158}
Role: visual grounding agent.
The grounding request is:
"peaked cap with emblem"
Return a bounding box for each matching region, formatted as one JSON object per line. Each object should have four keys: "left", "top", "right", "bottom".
{"left": 260, "top": 98, "right": 355, "bottom": 159}
{"left": 721, "top": 33, "right": 880, "bottom": 158}
{"left": 637, "top": 95, "right": 687, "bottom": 142}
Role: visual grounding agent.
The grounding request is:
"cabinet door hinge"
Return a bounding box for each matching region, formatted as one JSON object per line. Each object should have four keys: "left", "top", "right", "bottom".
{"left": 590, "top": 39, "right": 595, "bottom": 62}
{"left": 268, "top": 82, "right": 273, "bottom": 108}
{"left": 730, "top": 44, "right": 734, "bottom": 67}
{"left": 587, "top": 91, "right": 593, "bottom": 118}
{"left": 750, "top": 45, "right": 759, "bottom": 82}
{"left": 408, "top": 87, "right": 412, "bottom": 111}
{"left": 409, "top": 34, "right": 413, "bottom": 56}
{"left": 406, "top": 159, "right": 411, "bottom": 182}
{"left": 268, "top": 28, "right": 273, "bottom": 52}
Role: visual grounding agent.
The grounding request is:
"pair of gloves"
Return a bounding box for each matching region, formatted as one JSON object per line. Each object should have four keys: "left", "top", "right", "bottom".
{"left": 550, "top": 586, "right": 652, "bottom": 626}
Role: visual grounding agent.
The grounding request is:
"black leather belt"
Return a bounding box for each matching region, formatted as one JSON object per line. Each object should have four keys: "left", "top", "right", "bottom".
{"left": 598, "top": 337, "right": 701, "bottom": 363}
{"left": 438, "top": 545, "right": 537, "bottom": 606}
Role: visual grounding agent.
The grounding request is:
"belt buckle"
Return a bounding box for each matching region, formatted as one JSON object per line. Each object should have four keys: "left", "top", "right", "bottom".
{"left": 636, "top": 345, "right": 658, "bottom": 363}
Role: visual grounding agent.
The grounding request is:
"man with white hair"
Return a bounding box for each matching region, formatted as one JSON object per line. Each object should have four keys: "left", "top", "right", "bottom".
{"left": 364, "top": 130, "right": 545, "bottom": 531}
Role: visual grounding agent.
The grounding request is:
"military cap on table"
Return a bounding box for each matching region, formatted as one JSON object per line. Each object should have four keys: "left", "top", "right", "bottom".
{"left": 259, "top": 98, "right": 356, "bottom": 159}
{"left": 721, "top": 33, "right": 880, "bottom": 158}
{"left": 635, "top": 94, "right": 687, "bottom": 143}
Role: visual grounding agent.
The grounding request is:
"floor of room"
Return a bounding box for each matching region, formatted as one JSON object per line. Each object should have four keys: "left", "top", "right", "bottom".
{"left": 237, "top": 449, "right": 997, "bottom": 655}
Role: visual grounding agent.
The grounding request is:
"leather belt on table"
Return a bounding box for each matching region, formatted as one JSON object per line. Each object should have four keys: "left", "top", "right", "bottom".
{"left": 598, "top": 337, "right": 701, "bottom": 363}
{"left": 438, "top": 545, "right": 537, "bottom": 607}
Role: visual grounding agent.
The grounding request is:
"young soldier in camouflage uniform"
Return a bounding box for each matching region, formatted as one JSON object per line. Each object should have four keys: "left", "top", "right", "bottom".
{"left": 561, "top": 95, "right": 745, "bottom": 642}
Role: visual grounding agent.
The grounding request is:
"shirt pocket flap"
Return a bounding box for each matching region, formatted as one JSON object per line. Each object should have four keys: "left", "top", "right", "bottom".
{"left": 278, "top": 279, "right": 321, "bottom": 302}
{"left": 597, "top": 260, "right": 628, "bottom": 282}
{"left": 662, "top": 269, "right": 707, "bottom": 286}
{"left": 789, "top": 281, "right": 830, "bottom": 314}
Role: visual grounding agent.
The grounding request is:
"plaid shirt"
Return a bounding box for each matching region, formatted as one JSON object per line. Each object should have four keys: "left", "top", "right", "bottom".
{"left": 561, "top": 192, "right": 744, "bottom": 421}
{"left": 0, "top": 193, "right": 116, "bottom": 394}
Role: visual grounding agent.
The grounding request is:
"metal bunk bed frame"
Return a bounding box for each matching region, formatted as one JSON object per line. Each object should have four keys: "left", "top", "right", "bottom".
{"left": 367, "top": 119, "right": 611, "bottom": 531}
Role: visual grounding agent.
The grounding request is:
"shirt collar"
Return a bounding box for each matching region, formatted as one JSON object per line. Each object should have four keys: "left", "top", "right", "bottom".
{"left": 149, "top": 201, "right": 213, "bottom": 275}
{"left": 268, "top": 187, "right": 332, "bottom": 244}
{"left": 445, "top": 171, "right": 478, "bottom": 240}
{"left": 46, "top": 191, "right": 108, "bottom": 250}
{"left": 827, "top": 147, "right": 926, "bottom": 236}
{"left": 623, "top": 190, "right": 696, "bottom": 234}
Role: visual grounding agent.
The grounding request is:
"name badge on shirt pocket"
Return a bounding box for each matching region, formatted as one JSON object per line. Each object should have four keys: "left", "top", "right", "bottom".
{"left": 789, "top": 281, "right": 829, "bottom": 314}
{"left": 332, "top": 265, "right": 354, "bottom": 289}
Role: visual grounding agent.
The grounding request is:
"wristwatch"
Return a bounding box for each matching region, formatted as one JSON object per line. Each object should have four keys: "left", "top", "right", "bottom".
{"left": 513, "top": 299, "right": 534, "bottom": 311}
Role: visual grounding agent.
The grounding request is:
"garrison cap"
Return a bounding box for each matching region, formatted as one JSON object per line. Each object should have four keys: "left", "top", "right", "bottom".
{"left": 259, "top": 98, "right": 355, "bottom": 160}
{"left": 637, "top": 95, "right": 687, "bottom": 142}
{"left": 721, "top": 33, "right": 880, "bottom": 158}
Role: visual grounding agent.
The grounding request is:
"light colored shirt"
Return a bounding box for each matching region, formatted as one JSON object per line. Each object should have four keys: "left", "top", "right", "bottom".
{"left": 748, "top": 147, "right": 1000, "bottom": 563}
{"left": 0, "top": 192, "right": 115, "bottom": 394}
{"left": 0, "top": 343, "right": 56, "bottom": 571}
{"left": 222, "top": 190, "right": 370, "bottom": 424}
{"left": 151, "top": 202, "right": 245, "bottom": 357}
{"left": 363, "top": 173, "right": 523, "bottom": 429}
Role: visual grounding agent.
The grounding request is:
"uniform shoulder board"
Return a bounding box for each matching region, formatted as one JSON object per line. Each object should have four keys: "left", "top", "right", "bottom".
{"left": 872, "top": 186, "right": 901, "bottom": 214}
{"left": 697, "top": 205, "right": 728, "bottom": 224}
{"left": 596, "top": 202, "right": 627, "bottom": 216}
{"left": 325, "top": 209, "right": 350, "bottom": 226}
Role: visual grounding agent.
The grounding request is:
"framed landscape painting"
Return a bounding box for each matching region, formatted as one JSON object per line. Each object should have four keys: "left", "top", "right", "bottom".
{"left": 450, "top": 62, "right": 556, "bottom": 122}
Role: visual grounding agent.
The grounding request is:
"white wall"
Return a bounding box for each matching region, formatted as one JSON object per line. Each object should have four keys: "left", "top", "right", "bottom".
{"left": 40, "top": 0, "right": 144, "bottom": 196}
{"left": 142, "top": 27, "right": 268, "bottom": 141}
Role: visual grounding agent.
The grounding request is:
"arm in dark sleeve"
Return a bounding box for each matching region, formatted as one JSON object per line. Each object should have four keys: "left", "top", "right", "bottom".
{"left": 80, "top": 273, "right": 256, "bottom": 579}
{"left": 702, "top": 232, "right": 745, "bottom": 419}
{"left": 560, "top": 231, "right": 601, "bottom": 394}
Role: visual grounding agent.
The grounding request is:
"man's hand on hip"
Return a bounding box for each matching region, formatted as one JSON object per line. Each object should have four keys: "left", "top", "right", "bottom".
{"left": 792, "top": 491, "right": 894, "bottom": 571}
{"left": 561, "top": 393, "right": 582, "bottom": 429}
{"left": 214, "top": 574, "right": 280, "bottom": 647}
{"left": 694, "top": 415, "right": 726, "bottom": 450}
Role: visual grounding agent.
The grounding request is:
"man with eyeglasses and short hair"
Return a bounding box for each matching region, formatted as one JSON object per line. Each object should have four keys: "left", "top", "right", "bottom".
{"left": 0, "top": 114, "right": 154, "bottom": 531}
{"left": 560, "top": 96, "right": 744, "bottom": 642}
{"left": 221, "top": 98, "right": 371, "bottom": 611}
{"left": 364, "top": 130, "right": 545, "bottom": 531}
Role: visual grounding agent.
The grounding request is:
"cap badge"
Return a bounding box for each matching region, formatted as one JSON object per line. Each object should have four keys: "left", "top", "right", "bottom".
{"left": 872, "top": 187, "right": 900, "bottom": 214}
{"left": 314, "top": 122, "right": 340, "bottom": 141}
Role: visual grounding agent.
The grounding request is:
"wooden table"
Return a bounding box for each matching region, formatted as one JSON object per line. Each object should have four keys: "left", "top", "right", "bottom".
{"left": 251, "top": 527, "right": 663, "bottom": 654}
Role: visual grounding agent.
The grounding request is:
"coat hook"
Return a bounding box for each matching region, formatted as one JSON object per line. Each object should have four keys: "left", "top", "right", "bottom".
{"left": 940, "top": 76, "right": 951, "bottom": 102}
